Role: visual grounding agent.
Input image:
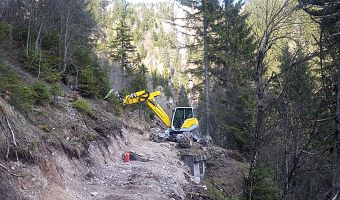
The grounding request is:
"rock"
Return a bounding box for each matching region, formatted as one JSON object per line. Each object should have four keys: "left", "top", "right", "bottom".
{"left": 86, "top": 171, "right": 95, "bottom": 179}
{"left": 91, "top": 192, "right": 97, "bottom": 196}
{"left": 199, "top": 135, "right": 213, "bottom": 146}
{"left": 149, "top": 132, "right": 167, "bottom": 143}
{"left": 21, "top": 185, "right": 29, "bottom": 190}
{"left": 193, "top": 177, "right": 200, "bottom": 184}
{"left": 176, "top": 132, "right": 193, "bottom": 148}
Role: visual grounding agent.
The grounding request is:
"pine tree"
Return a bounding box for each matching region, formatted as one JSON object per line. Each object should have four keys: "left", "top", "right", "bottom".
{"left": 177, "top": 0, "right": 222, "bottom": 137}
{"left": 179, "top": 0, "right": 255, "bottom": 148}
{"left": 299, "top": 1, "right": 340, "bottom": 198}
{"left": 209, "top": 0, "right": 255, "bottom": 150}
{"left": 110, "top": 11, "right": 136, "bottom": 78}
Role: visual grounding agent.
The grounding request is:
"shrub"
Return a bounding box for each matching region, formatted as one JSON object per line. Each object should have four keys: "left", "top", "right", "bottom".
{"left": 0, "top": 63, "right": 35, "bottom": 112}
{"left": 108, "top": 95, "right": 123, "bottom": 117}
{"left": 31, "top": 81, "right": 50, "bottom": 104}
{"left": 50, "top": 83, "right": 63, "bottom": 101}
{"left": 128, "top": 63, "right": 148, "bottom": 93}
{"left": 94, "top": 66, "right": 111, "bottom": 97}
{"left": 20, "top": 52, "right": 61, "bottom": 83}
{"left": 75, "top": 48, "right": 111, "bottom": 98}
{"left": 249, "top": 166, "right": 281, "bottom": 200}
{"left": 41, "top": 31, "right": 60, "bottom": 53}
{"left": 164, "top": 85, "right": 172, "bottom": 99}
{"left": 10, "top": 85, "right": 35, "bottom": 113}
{"left": 79, "top": 65, "right": 99, "bottom": 97}
{"left": 0, "top": 63, "right": 20, "bottom": 90}
{"left": 72, "top": 99, "right": 93, "bottom": 116}
{"left": 204, "top": 179, "right": 226, "bottom": 200}
{"left": 0, "top": 62, "right": 59, "bottom": 112}
{"left": 0, "top": 21, "right": 11, "bottom": 43}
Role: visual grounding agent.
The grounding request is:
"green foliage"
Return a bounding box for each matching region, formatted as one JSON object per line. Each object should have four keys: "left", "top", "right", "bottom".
{"left": 50, "top": 83, "right": 63, "bottom": 100}
{"left": 178, "top": 0, "right": 255, "bottom": 152}
{"left": 0, "top": 62, "right": 35, "bottom": 112}
{"left": 108, "top": 95, "right": 123, "bottom": 117}
{"left": 110, "top": 17, "right": 136, "bottom": 74}
{"left": 153, "top": 28, "right": 176, "bottom": 48}
{"left": 222, "top": 125, "right": 250, "bottom": 152}
{"left": 163, "top": 85, "right": 172, "bottom": 99}
{"left": 151, "top": 70, "right": 169, "bottom": 89}
{"left": 0, "top": 62, "right": 21, "bottom": 90}
{"left": 249, "top": 167, "right": 281, "bottom": 200}
{"left": 204, "top": 179, "right": 226, "bottom": 200}
{"left": 78, "top": 64, "right": 110, "bottom": 98}
{"left": 94, "top": 66, "right": 111, "bottom": 97}
{"left": 72, "top": 99, "right": 93, "bottom": 116}
{"left": 10, "top": 85, "right": 35, "bottom": 113}
{"left": 0, "top": 62, "right": 61, "bottom": 111}
{"left": 31, "top": 81, "right": 51, "bottom": 104}
{"left": 75, "top": 48, "right": 111, "bottom": 98}
{"left": 20, "top": 51, "right": 60, "bottom": 83}
{"left": 128, "top": 58, "right": 148, "bottom": 92}
{"left": 177, "top": 86, "right": 190, "bottom": 107}
{"left": 79, "top": 65, "right": 99, "bottom": 97}
{"left": 0, "top": 21, "right": 11, "bottom": 43}
{"left": 41, "top": 31, "right": 60, "bottom": 53}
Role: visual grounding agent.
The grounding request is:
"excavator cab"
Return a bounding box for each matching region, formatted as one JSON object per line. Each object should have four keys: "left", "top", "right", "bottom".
{"left": 171, "top": 106, "right": 199, "bottom": 138}
{"left": 172, "top": 107, "right": 193, "bottom": 130}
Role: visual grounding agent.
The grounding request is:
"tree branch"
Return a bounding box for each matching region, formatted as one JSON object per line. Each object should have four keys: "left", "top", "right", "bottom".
{"left": 0, "top": 163, "right": 23, "bottom": 177}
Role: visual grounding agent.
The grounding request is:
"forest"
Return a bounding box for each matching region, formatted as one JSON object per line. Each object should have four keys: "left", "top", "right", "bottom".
{"left": 0, "top": 0, "right": 339, "bottom": 199}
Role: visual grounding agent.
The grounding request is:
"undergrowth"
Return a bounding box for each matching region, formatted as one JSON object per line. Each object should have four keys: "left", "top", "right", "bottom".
{"left": 72, "top": 99, "right": 93, "bottom": 116}
{"left": 0, "top": 61, "right": 54, "bottom": 113}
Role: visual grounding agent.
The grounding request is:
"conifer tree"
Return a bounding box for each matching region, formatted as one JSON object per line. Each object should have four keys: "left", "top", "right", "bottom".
{"left": 110, "top": 9, "right": 136, "bottom": 78}
{"left": 178, "top": 0, "right": 254, "bottom": 147}
{"left": 299, "top": 1, "right": 340, "bottom": 198}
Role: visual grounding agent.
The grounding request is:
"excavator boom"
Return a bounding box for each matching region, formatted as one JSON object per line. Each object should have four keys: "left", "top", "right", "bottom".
{"left": 123, "top": 90, "right": 171, "bottom": 128}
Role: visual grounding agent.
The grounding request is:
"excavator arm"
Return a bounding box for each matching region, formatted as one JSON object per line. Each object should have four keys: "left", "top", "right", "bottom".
{"left": 122, "top": 90, "right": 171, "bottom": 128}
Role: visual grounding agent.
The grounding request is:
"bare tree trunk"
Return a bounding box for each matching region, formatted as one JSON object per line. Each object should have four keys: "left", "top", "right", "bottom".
{"left": 61, "top": 8, "right": 70, "bottom": 74}
{"left": 203, "top": 0, "right": 211, "bottom": 137}
{"left": 283, "top": 98, "right": 289, "bottom": 200}
{"left": 248, "top": 37, "right": 267, "bottom": 200}
{"left": 38, "top": 49, "right": 42, "bottom": 78}
{"left": 26, "top": 12, "right": 31, "bottom": 55}
{"left": 9, "top": 22, "right": 12, "bottom": 47}
{"left": 59, "top": 12, "right": 64, "bottom": 71}
{"left": 333, "top": 41, "right": 340, "bottom": 200}
{"left": 35, "top": 18, "right": 42, "bottom": 52}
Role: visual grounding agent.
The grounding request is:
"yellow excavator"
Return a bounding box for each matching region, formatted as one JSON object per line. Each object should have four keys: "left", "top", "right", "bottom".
{"left": 104, "top": 89, "right": 201, "bottom": 141}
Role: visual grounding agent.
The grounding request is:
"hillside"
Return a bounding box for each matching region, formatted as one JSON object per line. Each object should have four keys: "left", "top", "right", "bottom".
{"left": 0, "top": 51, "right": 248, "bottom": 200}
